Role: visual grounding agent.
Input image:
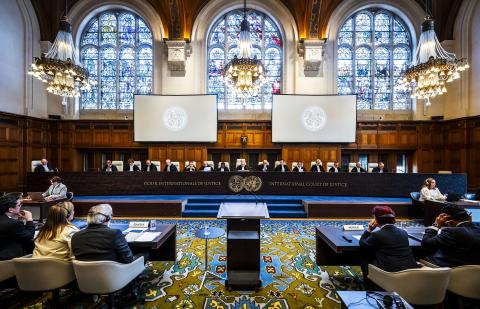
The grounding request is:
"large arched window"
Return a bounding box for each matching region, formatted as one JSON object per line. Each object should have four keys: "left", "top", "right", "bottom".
{"left": 337, "top": 9, "right": 412, "bottom": 110}
{"left": 207, "top": 9, "right": 282, "bottom": 110}
{"left": 80, "top": 10, "right": 153, "bottom": 110}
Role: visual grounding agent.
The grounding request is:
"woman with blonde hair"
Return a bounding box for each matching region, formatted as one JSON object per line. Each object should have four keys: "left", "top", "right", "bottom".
{"left": 420, "top": 178, "right": 447, "bottom": 201}
{"left": 33, "top": 202, "right": 79, "bottom": 260}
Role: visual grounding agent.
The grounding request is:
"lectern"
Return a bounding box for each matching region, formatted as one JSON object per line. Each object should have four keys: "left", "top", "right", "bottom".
{"left": 217, "top": 202, "right": 269, "bottom": 290}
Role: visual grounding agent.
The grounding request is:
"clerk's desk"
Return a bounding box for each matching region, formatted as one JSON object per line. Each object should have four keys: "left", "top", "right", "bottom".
{"left": 22, "top": 197, "right": 68, "bottom": 221}
{"left": 217, "top": 202, "right": 269, "bottom": 290}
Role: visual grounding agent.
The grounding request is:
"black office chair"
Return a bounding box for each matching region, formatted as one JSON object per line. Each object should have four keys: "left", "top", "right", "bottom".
{"left": 66, "top": 192, "right": 74, "bottom": 201}
{"left": 409, "top": 192, "right": 424, "bottom": 218}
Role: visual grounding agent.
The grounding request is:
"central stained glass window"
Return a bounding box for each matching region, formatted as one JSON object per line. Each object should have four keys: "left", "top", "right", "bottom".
{"left": 207, "top": 9, "right": 283, "bottom": 110}
{"left": 337, "top": 9, "right": 412, "bottom": 110}
{"left": 80, "top": 11, "right": 153, "bottom": 110}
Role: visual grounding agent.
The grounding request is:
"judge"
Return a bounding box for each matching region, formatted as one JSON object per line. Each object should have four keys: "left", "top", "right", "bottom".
{"left": 310, "top": 159, "right": 324, "bottom": 172}
{"left": 257, "top": 160, "right": 270, "bottom": 172}
{"left": 293, "top": 161, "right": 306, "bottom": 172}
{"left": 236, "top": 159, "right": 249, "bottom": 171}
{"left": 199, "top": 161, "right": 214, "bottom": 172}
{"left": 184, "top": 161, "right": 196, "bottom": 172}
{"left": 34, "top": 158, "right": 55, "bottom": 172}
{"left": 163, "top": 159, "right": 178, "bottom": 172}
{"left": 350, "top": 162, "right": 366, "bottom": 173}
{"left": 329, "top": 162, "right": 341, "bottom": 173}
{"left": 217, "top": 162, "right": 230, "bottom": 172}
{"left": 125, "top": 158, "right": 140, "bottom": 172}
{"left": 372, "top": 162, "right": 388, "bottom": 173}
{"left": 274, "top": 160, "right": 290, "bottom": 172}
{"left": 142, "top": 160, "right": 157, "bottom": 172}
{"left": 102, "top": 160, "right": 118, "bottom": 172}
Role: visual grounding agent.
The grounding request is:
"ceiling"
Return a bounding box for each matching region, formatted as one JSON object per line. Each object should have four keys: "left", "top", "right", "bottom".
{"left": 30, "top": 0, "right": 464, "bottom": 42}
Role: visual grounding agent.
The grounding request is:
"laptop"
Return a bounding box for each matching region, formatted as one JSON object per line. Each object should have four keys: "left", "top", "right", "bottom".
{"left": 27, "top": 192, "right": 46, "bottom": 202}
{"left": 446, "top": 192, "right": 461, "bottom": 202}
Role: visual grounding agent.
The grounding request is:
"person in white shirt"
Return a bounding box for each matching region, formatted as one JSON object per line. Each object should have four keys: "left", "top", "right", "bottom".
{"left": 420, "top": 178, "right": 447, "bottom": 201}
{"left": 217, "top": 162, "right": 230, "bottom": 172}
{"left": 328, "top": 162, "right": 341, "bottom": 173}
{"left": 275, "top": 160, "right": 290, "bottom": 172}
{"left": 33, "top": 202, "right": 79, "bottom": 260}
{"left": 142, "top": 160, "right": 157, "bottom": 172}
{"left": 126, "top": 158, "right": 140, "bottom": 172}
{"left": 42, "top": 176, "right": 67, "bottom": 200}
{"left": 163, "top": 159, "right": 178, "bottom": 172}
{"left": 293, "top": 161, "right": 305, "bottom": 172}
{"left": 236, "top": 159, "right": 249, "bottom": 171}
{"left": 200, "top": 161, "right": 213, "bottom": 172}
{"left": 34, "top": 158, "right": 55, "bottom": 172}
{"left": 310, "top": 159, "right": 324, "bottom": 172}
{"left": 257, "top": 160, "right": 270, "bottom": 172}
{"left": 102, "top": 160, "right": 118, "bottom": 172}
{"left": 184, "top": 161, "right": 196, "bottom": 172}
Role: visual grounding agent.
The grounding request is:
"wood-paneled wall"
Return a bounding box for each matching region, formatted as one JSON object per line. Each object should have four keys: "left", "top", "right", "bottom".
{"left": 1, "top": 112, "right": 479, "bottom": 192}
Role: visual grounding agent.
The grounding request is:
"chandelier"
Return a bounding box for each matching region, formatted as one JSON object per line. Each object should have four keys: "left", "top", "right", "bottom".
{"left": 28, "top": 2, "right": 95, "bottom": 101}
{"left": 398, "top": 1, "right": 468, "bottom": 104}
{"left": 223, "top": 0, "right": 266, "bottom": 99}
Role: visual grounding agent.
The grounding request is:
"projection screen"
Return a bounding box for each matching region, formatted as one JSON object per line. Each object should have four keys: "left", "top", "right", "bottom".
{"left": 272, "top": 95, "right": 356, "bottom": 143}
{"left": 134, "top": 95, "right": 217, "bottom": 142}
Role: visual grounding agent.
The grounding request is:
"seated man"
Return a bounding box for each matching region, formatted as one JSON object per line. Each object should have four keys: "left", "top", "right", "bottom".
{"left": 372, "top": 161, "right": 388, "bottom": 173}
{"left": 328, "top": 161, "right": 341, "bottom": 173}
{"left": 34, "top": 158, "right": 55, "bottom": 172}
{"left": 257, "top": 160, "right": 270, "bottom": 172}
{"left": 0, "top": 193, "right": 35, "bottom": 260}
{"left": 42, "top": 176, "right": 67, "bottom": 200}
{"left": 71, "top": 204, "right": 133, "bottom": 263}
{"left": 163, "top": 159, "right": 178, "bottom": 172}
{"left": 292, "top": 161, "right": 305, "bottom": 172}
{"left": 142, "top": 160, "right": 157, "bottom": 172}
{"left": 350, "top": 162, "right": 366, "bottom": 173}
{"left": 103, "top": 160, "right": 118, "bottom": 172}
{"left": 310, "top": 159, "right": 324, "bottom": 172}
{"left": 199, "top": 161, "right": 214, "bottom": 172}
{"left": 217, "top": 162, "right": 230, "bottom": 172}
{"left": 421, "top": 204, "right": 480, "bottom": 267}
{"left": 125, "top": 158, "right": 140, "bottom": 172}
{"left": 236, "top": 159, "right": 249, "bottom": 171}
{"left": 274, "top": 160, "right": 290, "bottom": 172}
{"left": 360, "top": 206, "right": 419, "bottom": 277}
{"left": 184, "top": 161, "right": 196, "bottom": 172}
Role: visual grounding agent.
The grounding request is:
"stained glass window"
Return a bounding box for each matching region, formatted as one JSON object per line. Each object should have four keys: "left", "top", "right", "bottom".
{"left": 207, "top": 10, "right": 283, "bottom": 110}
{"left": 337, "top": 10, "right": 412, "bottom": 110}
{"left": 80, "top": 11, "right": 153, "bottom": 110}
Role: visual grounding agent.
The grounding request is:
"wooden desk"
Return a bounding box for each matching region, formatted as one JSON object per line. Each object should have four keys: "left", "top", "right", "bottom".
{"left": 315, "top": 227, "right": 422, "bottom": 266}
{"left": 22, "top": 198, "right": 67, "bottom": 221}
{"left": 110, "top": 223, "right": 177, "bottom": 261}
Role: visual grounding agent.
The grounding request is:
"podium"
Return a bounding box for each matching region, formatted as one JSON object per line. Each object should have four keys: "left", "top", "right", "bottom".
{"left": 217, "top": 202, "right": 269, "bottom": 290}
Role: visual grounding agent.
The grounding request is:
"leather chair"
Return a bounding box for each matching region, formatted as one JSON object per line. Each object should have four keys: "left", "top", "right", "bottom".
{"left": 368, "top": 163, "right": 378, "bottom": 173}
{"left": 0, "top": 259, "right": 14, "bottom": 282}
{"left": 151, "top": 161, "right": 161, "bottom": 171}
{"left": 73, "top": 257, "right": 145, "bottom": 307}
{"left": 409, "top": 191, "right": 424, "bottom": 218}
{"left": 31, "top": 160, "right": 42, "bottom": 172}
{"left": 368, "top": 264, "right": 451, "bottom": 305}
{"left": 112, "top": 161, "right": 124, "bottom": 172}
{"left": 448, "top": 265, "right": 480, "bottom": 300}
{"left": 348, "top": 162, "right": 356, "bottom": 172}
{"left": 13, "top": 255, "right": 76, "bottom": 305}
{"left": 66, "top": 191, "right": 74, "bottom": 201}
{"left": 133, "top": 161, "right": 142, "bottom": 171}
{"left": 236, "top": 158, "right": 246, "bottom": 168}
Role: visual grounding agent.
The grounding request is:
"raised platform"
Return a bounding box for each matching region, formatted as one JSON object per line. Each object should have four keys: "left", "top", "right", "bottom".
{"left": 72, "top": 195, "right": 412, "bottom": 218}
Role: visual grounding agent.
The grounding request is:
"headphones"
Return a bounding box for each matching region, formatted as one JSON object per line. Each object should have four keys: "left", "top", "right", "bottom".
{"left": 88, "top": 211, "right": 111, "bottom": 222}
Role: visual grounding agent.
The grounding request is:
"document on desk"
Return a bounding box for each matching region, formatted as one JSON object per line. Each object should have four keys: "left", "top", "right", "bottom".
{"left": 352, "top": 235, "right": 362, "bottom": 241}
{"left": 135, "top": 232, "right": 161, "bottom": 242}
{"left": 125, "top": 232, "right": 143, "bottom": 242}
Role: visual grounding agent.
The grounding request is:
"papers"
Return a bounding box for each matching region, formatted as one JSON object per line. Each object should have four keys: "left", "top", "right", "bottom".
{"left": 352, "top": 235, "right": 362, "bottom": 241}
{"left": 125, "top": 232, "right": 143, "bottom": 242}
{"left": 125, "top": 231, "right": 162, "bottom": 242}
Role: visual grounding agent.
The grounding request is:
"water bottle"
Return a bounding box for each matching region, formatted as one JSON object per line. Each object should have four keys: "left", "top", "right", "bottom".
{"left": 149, "top": 219, "right": 156, "bottom": 231}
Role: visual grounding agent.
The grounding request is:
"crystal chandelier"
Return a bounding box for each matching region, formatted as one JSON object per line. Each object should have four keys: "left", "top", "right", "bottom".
{"left": 399, "top": 1, "right": 468, "bottom": 104}
{"left": 28, "top": 1, "right": 95, "bottom": 101}
{"left": 223, "top": 0, "right": 266, "bottom": 99}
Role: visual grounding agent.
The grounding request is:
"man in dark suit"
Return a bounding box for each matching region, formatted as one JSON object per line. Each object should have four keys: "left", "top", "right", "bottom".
{"left": 372, "top": 162, "right": 388, "bottom": 173}
{"left": 71, "top": 204, "right": 133, "bottom": 263}
{"left": 257, "top": 160, "right": 270, "bottom": 172}
{"left": 360, "top": 206, "right": 419, "bottom": 277}
{"left": 274, "top": 160, "right": 290, "bottom": 172}
{"left": 217, "top": 162, "right": 230, "bottom": 172}
{"left": 236, "top": 159, "right": 249, "bottom": 171}
{"left": 34, "top": 158, "right": 55, "bottom": 172}
{"left": 350, "top": 162, "right": 366, "bottom": 173}
{"left": 422, "top": 204, "right": 480, "bottom": 267}
{"left": 102, "top": 160, "right": 118, "bottom": 172}
{"left": 0, "top": 193, "right": 35, "bottom": 260}
{"left": 184, "top": 161, "right": 196, "bottom": 172}
{"left": 310, "top": 159, "right": 325, "bottom": 172}
{"left": 292, "top": 161, "right": 306, "bottom": 172}
{"left": 125, "top": 158, "right": 140, "bottom": 172}
{"left": 328, "top": 161, "right": 341, "bottom": 173}
{"left": 163, "top": 159, "right": 178, "bottom": 172}
{"left": 142, "top": 160, "right": 157, "bottom": 172}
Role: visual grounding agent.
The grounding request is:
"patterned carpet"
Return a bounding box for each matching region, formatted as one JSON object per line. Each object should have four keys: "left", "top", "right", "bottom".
{"left": 1, "top": 219, "right": 418, "bottom": 309}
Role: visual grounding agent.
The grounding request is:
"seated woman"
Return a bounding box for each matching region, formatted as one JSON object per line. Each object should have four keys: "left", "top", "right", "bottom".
{"left": 359, "top": 206, "right": 419, "bottom": 278}
{"left": 420, "top": 178, "right": 447, "bottom": 201}
{"left": 33, "top": 202, "right": 79, "bottom": 260}
{"left": 42, "top": 176, "right": 67, "bottom": 200}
